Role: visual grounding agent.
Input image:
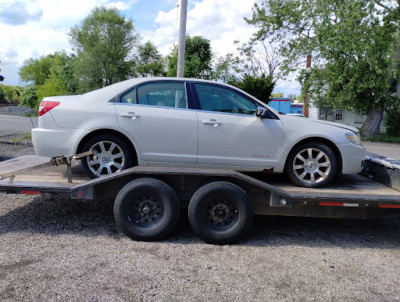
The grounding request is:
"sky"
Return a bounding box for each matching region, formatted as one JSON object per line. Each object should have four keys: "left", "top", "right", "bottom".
{"left": 0, "top": 0, "right": 301, "bottom": 96}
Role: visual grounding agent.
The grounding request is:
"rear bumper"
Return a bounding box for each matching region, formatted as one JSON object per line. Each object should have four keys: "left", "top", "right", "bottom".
{"left": 32, "top": 128, "right": 88, "bottom": 157}
{"left": 338, "top": 143, "right": 366, "bottom": 174}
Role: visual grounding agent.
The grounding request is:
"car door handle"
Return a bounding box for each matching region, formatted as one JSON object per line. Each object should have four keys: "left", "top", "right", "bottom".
{"left": 202, "top": 119, "right": 220, "bottom": 127}
{"left": 120, "top": 112, "right": 140, "bottom": 119}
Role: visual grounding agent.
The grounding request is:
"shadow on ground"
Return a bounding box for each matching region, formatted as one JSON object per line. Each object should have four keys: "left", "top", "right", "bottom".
{"left": 1, "top": 195, "right": 399, "bottom": 249}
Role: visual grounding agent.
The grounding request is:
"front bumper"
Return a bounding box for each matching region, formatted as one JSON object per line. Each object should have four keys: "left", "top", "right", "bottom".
{"left": 337, "top": 143, "right": 366, "bottom": 174}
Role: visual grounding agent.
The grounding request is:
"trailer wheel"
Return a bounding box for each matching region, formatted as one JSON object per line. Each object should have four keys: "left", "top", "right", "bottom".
{"left": 114, "top": 178, "right": 180, "bottom": 241}
{"left": 188, "top": 182, "right": 253, "bottom": 244}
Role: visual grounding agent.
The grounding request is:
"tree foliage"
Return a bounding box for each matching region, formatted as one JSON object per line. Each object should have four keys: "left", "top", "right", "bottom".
{"left": 235, "top": 40, "right": 283, "bottom": 79}
{"left": 230, "top": 74, "right": 275, "bottom": 103}
{"left": 135, "top": 41, "right": 166, "bottom": 77}
{"left": 36, "top": 78, "right": 69, "bottom": 107}
{"left": 19, "top": 52, "right": 78, "bottom": 94}
{"left": 19, "top": 56, "right": 54, "bottom": 86}
{"left": 248, "top": 0, "right": 399, "bottom": 137}
{"left": 167, "top": 36, "right": 212, "bottom": 78}
{"left": 0, "top": 84, "right": 22, "bottom": 104}
{"left": 70, "top": 7, "right": 137, "bottom": 92}
{"left": 0, "top": 85, "right": 5, "bottom": 103}
{"left": 20, "top": 85, "right": 38, "bottom": 108}
{"left": 211, "top": 53, "right": 241, "bottom": 83}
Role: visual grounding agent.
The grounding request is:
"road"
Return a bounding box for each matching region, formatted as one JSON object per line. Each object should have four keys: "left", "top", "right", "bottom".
{"left": 0, "top": 114, "right": 38, "bottom": 137}
{"left": 363, "top": 141, "right": 400, "bottom": 160}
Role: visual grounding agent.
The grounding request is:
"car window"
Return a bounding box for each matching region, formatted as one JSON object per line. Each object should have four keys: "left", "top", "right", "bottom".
{"left": 137, "top": 82, "right": 187, "bottom": 109}
{"left": 194, "top": 83, "right": 257, "bottom": 115}
{"left": 121, "top": 88, "right": 137, "bottom": 104}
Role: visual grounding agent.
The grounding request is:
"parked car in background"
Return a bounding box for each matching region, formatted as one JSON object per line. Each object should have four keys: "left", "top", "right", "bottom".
{"left": 32, "top": 78, "right": 365, "bottom": 188}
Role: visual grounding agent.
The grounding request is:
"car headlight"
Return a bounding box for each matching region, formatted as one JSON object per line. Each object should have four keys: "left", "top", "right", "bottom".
{"left": 345, "top": 133, "right": 362, "bottom": 145}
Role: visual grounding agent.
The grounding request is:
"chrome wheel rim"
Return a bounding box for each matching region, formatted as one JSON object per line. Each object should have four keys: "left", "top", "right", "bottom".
{"left": 87, "top": 141, "right": 125, "bottom": 176}
{"left": 292, "top": 148, "right": 331, "bottom": 185}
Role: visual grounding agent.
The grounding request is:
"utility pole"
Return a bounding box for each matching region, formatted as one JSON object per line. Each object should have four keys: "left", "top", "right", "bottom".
{"left": 177, "top": 0, "right": 187, "bottom": 78}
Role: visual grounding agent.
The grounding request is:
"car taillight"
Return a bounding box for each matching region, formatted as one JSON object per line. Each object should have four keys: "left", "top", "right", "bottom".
{"left": 38, "top": 101, "right": 60, "bottom": 116}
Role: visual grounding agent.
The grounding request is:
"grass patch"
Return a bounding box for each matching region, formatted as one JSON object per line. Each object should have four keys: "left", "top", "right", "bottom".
{"left": 9, "top": 133, "right": 32, "bottom": 145}
{"left": 364, "top": 133, "right": 400, "bottom": 144}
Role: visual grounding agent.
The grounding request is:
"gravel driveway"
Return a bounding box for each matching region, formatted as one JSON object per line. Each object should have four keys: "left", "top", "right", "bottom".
{"left": 1, "top": 142, "right": 400, "bottom": 301}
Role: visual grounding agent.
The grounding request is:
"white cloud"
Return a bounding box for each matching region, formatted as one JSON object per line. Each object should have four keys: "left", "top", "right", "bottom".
{"left": 142, "top": 0, "right": 255, "bottom": 57}
{"left": 106, "top": 0, "right": 139, "bottom": 11}
{"left": 0, "top": 0, "right": 139, "bottom": 85}
{"left": 0, "top": 0, "right": 43, "bottom": 25}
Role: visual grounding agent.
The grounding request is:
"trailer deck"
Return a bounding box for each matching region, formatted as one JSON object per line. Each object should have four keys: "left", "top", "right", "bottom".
{"left": 1, "top": 155, "right": 399, "bottom": 203}
{"left": 1, "top": 155, "right": 400, "bottom": 243}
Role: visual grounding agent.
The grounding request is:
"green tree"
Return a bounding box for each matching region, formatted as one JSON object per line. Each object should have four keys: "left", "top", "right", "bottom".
{"left": 20, "top": 85, "right": 38, "bottom": 108}
{"left": 19, "top": 56, "right": 54, "bottom": 86}
{"left": 271, "top": 92, "right": 284, "bottom": 98}
{"left": 136, "top": 41, "right": 166, "bottom": 77}
{"left": 230, "top": 74, "right": 275, "bottom": 103}
{"left": 19, "top": 52, "right": 78, "bottom": 95}
{"left": 70, "top": 7, "right": 137, "bottom": 92}
{"left": 167, "top": 35, "right": 212, "bottom": 78}
{"left": 211, "top": 53, "right": 241, "bottom": 83}
{"left": 0, "top": 85, "right": 5, "bottom": 103}
{"left": 385, "top": 107, "right": 400, "bottom": 136}
{"left": 248, "top": 0, "right": 399, "bottom": 138}
{"left": 36, "top": 78, "right": 69, "bottom": 107}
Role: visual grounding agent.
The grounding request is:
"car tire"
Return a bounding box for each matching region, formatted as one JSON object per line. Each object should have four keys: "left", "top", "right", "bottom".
{"left": 286, "top": 142, "right": 338, "bottom": 188}
{"left": 81, "top": 134, "right": 134, "bottom": 179}
{"left": 188, "top": 181, "right": 253, "bottom": 245}
{"left": 114, "top": 178, "right": 180, "bottom": 241}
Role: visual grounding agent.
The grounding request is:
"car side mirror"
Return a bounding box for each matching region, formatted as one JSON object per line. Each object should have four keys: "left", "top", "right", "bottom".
{"left": 256, "top": 107, "right": 266, "bottom": 117}
{"left": 256, "top": 107, "right": 278, "bottom": 119}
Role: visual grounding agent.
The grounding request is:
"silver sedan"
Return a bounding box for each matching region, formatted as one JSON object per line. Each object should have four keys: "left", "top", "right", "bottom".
{"left": 32, "top": 77, "right": 365, "bottom": 187}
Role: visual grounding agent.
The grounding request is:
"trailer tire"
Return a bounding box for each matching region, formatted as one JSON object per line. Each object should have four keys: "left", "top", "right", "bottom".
{"left": 114, "top": 178, "right": 180, "bottom": 241}
{"left": 188, "top": 181, "right": 253, "bottom": 244}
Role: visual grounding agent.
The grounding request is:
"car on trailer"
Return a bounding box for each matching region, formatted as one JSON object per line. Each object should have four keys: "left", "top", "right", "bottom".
{"left": 32, "top": 77, "right": 365, "bottom": 188}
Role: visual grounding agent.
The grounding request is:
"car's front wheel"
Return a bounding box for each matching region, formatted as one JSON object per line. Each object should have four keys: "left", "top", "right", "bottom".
{"left": 286, "top": 142, "right": 338, "bottom": 188}
{"left": 81, "top": 134, "right": 134, "bottom": 179}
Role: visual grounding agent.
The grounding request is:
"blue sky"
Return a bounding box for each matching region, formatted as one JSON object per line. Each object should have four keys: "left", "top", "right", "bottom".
{"left": 0, "top": 0, "right": 301, "bottom": 96}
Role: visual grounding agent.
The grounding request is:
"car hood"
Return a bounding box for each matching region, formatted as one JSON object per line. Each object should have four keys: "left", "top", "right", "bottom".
{"left": 310, "top": 119, "right": 359, "bottom": 133}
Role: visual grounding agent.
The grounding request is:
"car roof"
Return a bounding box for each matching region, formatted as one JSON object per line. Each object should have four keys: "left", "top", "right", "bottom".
{"left": 82, "top": 77, "right": 220, "bottom": 101}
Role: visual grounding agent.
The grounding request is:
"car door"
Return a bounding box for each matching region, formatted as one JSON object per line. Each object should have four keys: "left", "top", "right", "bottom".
{"left": 193, "top": 82, "right": 285, "bottom": 168}
{"left": 115, "top": 81, "right": 198, "bottom": 163}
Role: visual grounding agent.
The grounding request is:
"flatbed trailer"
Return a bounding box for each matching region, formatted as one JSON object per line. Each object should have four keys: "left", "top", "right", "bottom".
{"left": 1, "top": 155, "right": 400, "bottom": 244}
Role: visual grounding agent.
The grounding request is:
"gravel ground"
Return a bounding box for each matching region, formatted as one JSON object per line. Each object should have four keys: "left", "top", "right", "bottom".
{"left": 1, "top": 142, "right": 400, "bottom": 301}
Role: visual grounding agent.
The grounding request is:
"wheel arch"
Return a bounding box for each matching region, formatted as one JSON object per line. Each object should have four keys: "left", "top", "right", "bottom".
{"left": 77, "top": 129, "right": 138, "bottom": 165}
{"left": 285, "top": 137, "right": 343, "bottom": 174}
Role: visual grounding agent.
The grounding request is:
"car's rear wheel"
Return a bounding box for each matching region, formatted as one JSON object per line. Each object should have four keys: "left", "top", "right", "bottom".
{"left": 286, "top": 142, "right": 338, "bottom": 188}
{"left": 81, "top": 134, "right": 134, "bottom": 179}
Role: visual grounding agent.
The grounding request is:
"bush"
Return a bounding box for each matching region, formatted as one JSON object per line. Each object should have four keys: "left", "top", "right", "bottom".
{"left": 229, "top": 74, "right": 275, "bottom": 103}
{"left": 385, "top": 107, "right": 400, "bottom": 137}
{"left": 20, "top": 85, "right": 38, "bottom": 108}
{"left": 0, "top": 85, "right": 5, "bottom": 103}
